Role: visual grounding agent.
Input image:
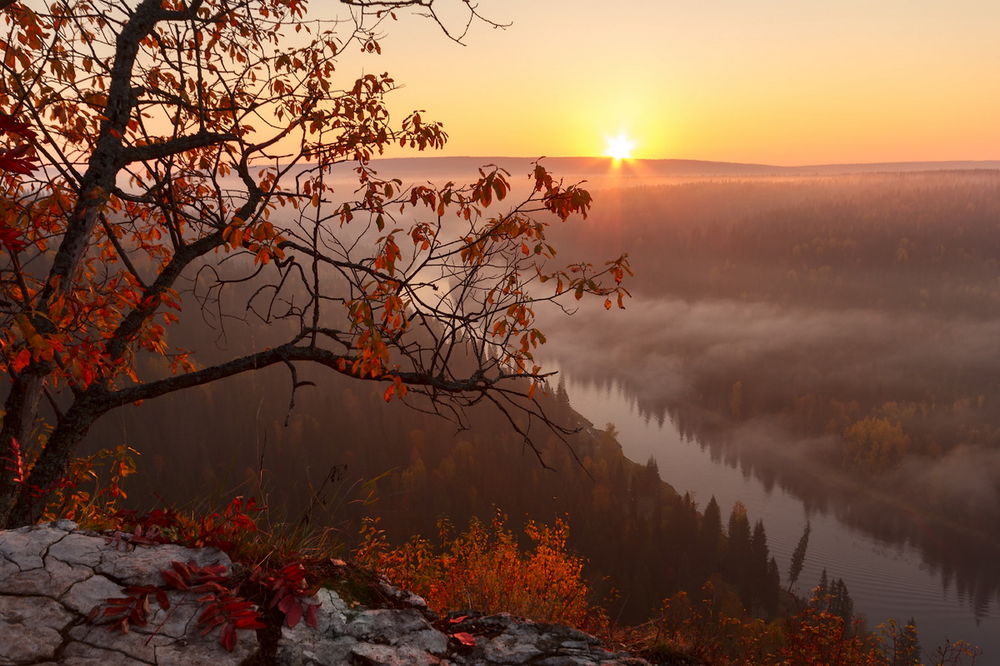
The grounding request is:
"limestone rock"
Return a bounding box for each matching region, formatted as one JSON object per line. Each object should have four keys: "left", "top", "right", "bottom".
{"left": 0, "top": 595, "right": 74, "bottom": 664}
{"left": 0, "top": 524, "right": 255, "bottom": 666}
{"left": 60, "top": 573, "right": 126, "bottom": 615}
{"left": 443, "top": 612, "right": 647, "bottom": 666}
{"left": 0, "top": 554, "right": 91, "bottom": 596}
{"left": 350, "top": 642, "right": 444, "bottom": 665}
{"left": 94, "top": 540, "right": 231, "bottom": 586}
{"left": 0, "top": 524, "right": 68, "bottom": 570}
{"left": 1, "top": 523, "right": 650, "bottom": 665}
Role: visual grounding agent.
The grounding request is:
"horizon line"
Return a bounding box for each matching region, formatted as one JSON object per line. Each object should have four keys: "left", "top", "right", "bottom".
{"left": 372, "top": 155, "right": 1000, "bottom": 169}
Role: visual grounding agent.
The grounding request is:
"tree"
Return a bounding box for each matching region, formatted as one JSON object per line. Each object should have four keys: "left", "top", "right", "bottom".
{"left": 827, "top": 577, "right": 854, "bottom": 624}
{"left": 0, "top": 0, "right": 630, "bottom": 527}
{"left": 697, "top": 495, "right": 723, "bottom": 573}
{"left": 881, "top": 617, "right": 921, "bottom": 666}
{"left": 787, "top": 521, "right": 811, "bottom": 593}
{"left": 722, "top": 500, "right": 751, "bottom": 584}
{"left": 748, "top": 519, "right": 769, "bottom": 609}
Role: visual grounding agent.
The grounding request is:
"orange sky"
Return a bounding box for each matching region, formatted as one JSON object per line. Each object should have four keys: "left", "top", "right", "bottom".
{"left": 332, "top": 0, "right": 1000, "bottom": 165}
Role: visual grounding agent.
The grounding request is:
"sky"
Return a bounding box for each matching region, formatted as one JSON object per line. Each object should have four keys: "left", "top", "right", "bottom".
{"left": 332, "top": 0, "right": 1000, "bottom": 165}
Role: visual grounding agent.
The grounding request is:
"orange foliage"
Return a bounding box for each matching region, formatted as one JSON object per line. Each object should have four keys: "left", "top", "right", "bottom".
{"left": 355, "top": 511, "right": 607, "bottom": 632}
{"left": 779, "top": 606, "right": 887, "bottom": 666}
{"left": 642, "top": 581, "right": 780, "bottom": 665}
{"left": 35, "top": 444, "right": 139, "bottom": 528}
{"left": 633, "top": 581, "right": 915, "bottom": 666}
{"left": 0, "top": 0, "right": 631, "bottom": 527}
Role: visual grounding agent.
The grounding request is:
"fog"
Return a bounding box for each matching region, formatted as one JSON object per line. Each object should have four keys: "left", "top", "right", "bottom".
{"left": 524, "top": 172, "right": 1000, "bottom": 646}
{"left": 541, "top": 296, "right": 1000, "bottom": 423}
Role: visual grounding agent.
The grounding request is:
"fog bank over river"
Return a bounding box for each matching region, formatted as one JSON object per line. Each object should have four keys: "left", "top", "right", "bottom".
{"left": 537, "top": 291, "right": 1000, "bottom": 657}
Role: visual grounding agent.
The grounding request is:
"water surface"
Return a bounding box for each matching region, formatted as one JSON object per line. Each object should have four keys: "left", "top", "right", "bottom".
{"left": 557, "top": 370, "right": 997, "bottom": 658}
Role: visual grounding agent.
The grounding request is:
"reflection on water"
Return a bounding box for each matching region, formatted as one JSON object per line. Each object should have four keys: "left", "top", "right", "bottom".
{"left": 555, "top": 368, "right": 999, "bottom": 658}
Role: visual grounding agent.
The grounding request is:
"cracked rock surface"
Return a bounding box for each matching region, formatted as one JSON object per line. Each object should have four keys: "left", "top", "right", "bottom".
{"left": 0, "top": 521, "right": 254, "bottom": 665}
{"left": 1, "top": 523, "right": 650, "bottom": 665}
{"left": 277, "top": 598, "right": 651, "bottom": 665}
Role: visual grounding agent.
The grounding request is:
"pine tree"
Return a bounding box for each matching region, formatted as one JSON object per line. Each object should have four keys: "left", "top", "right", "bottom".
{"left": 812, "top": 568, "right": 830, "bottom": 609}
{"left": 723, "top": 501, "right": 752, "bottom": 593}
{"left": 764, "top": 556, "right": 781, "bottom": 616}
{"left": 894, "top": 617, "right": 921, "bottom": 666}
{"left": 698, "top": 496, "right": 724, "bottom": 571}
{"left": 787, "top": 521, "right": 811, "bottom": 593}
{"left": 556, "top": 377, "right": 570, "bottom": 405}
{"left": 828, "top": 577, "right": 854, "bottom": 624}
{"left": 751, "top": 520, "right": 769, "bottom": 573}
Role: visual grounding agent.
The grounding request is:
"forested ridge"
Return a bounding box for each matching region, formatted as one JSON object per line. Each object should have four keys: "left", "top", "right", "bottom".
{"left": 83, "top": 360, "right": 787, "bottom": 625}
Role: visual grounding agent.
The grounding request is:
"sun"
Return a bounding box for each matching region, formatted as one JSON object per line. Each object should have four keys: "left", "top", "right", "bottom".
{"left": 604, "top": 132, "right": 636, "bottom": 161}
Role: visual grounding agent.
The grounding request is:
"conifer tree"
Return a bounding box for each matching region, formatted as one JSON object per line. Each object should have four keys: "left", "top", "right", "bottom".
{"left": 723, "top": 501, "right": 752, "bottom": 592}
{"left": 698, "top": 495, "right": 724, "bottom": 571}
{"left": 765, "top": 556, "right": 781, "bottom": 616}
{"left": 894, "top": 617, "right": 921, "bottom": 666}
{"left": 787, "top": 521, "right": 811, "bottom": 592}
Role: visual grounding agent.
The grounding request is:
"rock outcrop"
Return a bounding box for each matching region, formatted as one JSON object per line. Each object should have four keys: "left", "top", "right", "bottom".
{"left": 0, "top": 522, "right": 650, "bottom": 665}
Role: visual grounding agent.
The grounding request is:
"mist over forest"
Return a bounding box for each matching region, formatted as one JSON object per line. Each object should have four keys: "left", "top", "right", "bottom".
{"left": 72, "top": 165, "right": 1000, "bottom": 655}
{"left": 538, "top": 171, "right": 1000, "bottom": 628}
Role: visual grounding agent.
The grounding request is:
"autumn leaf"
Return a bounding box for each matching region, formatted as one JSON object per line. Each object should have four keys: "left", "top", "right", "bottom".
{"left": 0, "top": 145, "right": 37, "bottom": 175}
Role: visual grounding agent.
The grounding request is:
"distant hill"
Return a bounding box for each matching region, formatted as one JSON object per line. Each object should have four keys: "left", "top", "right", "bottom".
{"left": 354, "top": 156, "right": 1000, "bottom": 184}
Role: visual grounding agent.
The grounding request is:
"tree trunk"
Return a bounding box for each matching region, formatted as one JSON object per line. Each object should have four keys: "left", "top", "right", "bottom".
{"left": 0, "top": 396, "right": 103, "bottom": 528}
{"left": 0, "top": 373, "right": 45, "bottom": 524}
{"left": 0, "top": 0, "right": 164, "bottom": 528}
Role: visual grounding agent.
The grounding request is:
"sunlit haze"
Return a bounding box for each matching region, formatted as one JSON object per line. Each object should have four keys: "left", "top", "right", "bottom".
{"left": 354, "top": 0, "right": 1000, "bottom": 164}
{"left": 12, "top": 1, "right": 1000, "bottom": 659}
{"left": 604, "top": 132, "right": 636, "bottom": 161}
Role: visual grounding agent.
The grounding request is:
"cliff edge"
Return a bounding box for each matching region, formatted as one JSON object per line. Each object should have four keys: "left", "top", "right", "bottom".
{"left": 0, "top": 522, "right": 651, "bottom": 665}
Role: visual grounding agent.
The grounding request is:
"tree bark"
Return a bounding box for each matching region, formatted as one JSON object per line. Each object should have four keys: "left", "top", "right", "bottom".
{"left": 0, "top": 0, "right": 165, "bottom": 527}
{"left": 3, "top": 395, "right": 105, "bottom": 527}
{"left": 0, "top": 373, "right": 44, "bottom": 522}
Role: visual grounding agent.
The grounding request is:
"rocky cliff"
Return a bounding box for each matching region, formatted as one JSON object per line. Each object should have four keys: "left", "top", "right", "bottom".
{"left": 0, "top": 521, "right": 651, "bottom": 665}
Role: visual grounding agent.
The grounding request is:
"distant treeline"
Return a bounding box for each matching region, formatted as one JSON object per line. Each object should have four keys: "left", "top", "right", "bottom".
{"left": 556, "top": 172, "right": 1000, "bottom": 313}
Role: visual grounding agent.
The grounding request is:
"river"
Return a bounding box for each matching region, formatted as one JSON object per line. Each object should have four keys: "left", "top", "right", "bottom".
{"left": 555, "top": 369, "right": 998, "bottom": 659}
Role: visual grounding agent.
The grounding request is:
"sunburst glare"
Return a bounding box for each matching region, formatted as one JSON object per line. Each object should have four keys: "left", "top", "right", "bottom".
{"left": 604, "top": 132, "right": 636, "bottom": 161}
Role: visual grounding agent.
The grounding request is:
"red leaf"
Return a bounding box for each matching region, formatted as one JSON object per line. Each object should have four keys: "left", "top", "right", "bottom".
{"left": 0, "top": 225, "right": 26, "bottom": 253}
{"left": 284, "top": 600, "right": 303, "bottom": 628}
{"left": 0, "top": 113, "right": 35, "bottom": 140}
{"left": 160, "top": 569, "right": 188, "bottom": 590}
{"left": 449, "top": 615, "right": 468, "bottom": 624}
{"left": 0, "top": 145, "right": 37, "bottom": 174}
{"left": 234, "top": 615, "right": 266, "bottom": 630}
{"left": 220, "top": 623, "right": 237, "bottom": 652}
{"left": 277, "top": 595, "right": 295, "bottom": 613}
{"left": 198, "top": 604, "right": 220, "bottom": 625}
{"left": 452, "top": 631, "right": 476, "bottom": 647}
{"left": 11, "top": 349, "right": 31, "bottom": 373}
{"left": 305, "top": 603, "right": 319, "bottom": 628}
